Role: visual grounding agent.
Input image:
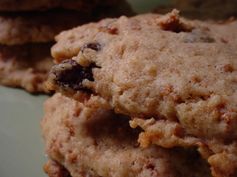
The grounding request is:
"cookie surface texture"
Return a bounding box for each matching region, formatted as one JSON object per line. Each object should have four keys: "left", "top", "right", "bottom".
{"left": 49, "top": 10, "right": 237, "bottom": 177}
{"left": 42, "top": 93, "right": 211, "bottom": 177}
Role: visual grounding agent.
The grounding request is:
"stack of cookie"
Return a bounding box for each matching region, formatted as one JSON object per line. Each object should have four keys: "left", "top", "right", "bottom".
{"left": 0, "top": 0, "right": 133, "bottom": 93}
{"left": 42, "top": 9, "right": 237, "bottom": 177}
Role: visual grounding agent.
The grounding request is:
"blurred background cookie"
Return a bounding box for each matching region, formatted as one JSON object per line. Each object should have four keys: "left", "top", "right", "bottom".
{"left": 0, "top": 0, "right": 122, "bottom": 12}
{"left": 0, "top": 0, "right": 133, "bottom": 93}
{"left": 0, "top": 44, "right": 53, "bottom": 93}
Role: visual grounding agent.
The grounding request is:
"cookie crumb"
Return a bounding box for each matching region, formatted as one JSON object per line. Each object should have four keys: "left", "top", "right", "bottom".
{"left": 156, "top": 9, "right": 193, "bottom": 33}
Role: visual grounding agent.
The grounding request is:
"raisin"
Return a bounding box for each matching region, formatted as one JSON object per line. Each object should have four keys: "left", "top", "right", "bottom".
{"left": 146, "top": 163, "right": 155, "bottom": 170}
{"left": 223, "top": 64, "right": 234, "bottom": 72}
{"left": 99, "top": 26, "right": 119, "bottom": 35}
{"left": 51, "top": 59, "right": 96, "bottom": 92}
{"left": 82, "top": 42, "right": 101, "bottom": 52}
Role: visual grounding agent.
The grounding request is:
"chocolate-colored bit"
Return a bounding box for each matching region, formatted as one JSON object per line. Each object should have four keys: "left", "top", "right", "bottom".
{"left": 82, "top": 42, "right": 101, "bottom": 52}
{"left": 51, "top": 59, "right": 95, "bottom": 92}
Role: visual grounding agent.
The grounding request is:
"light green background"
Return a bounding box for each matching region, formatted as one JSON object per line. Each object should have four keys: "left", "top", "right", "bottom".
{"left": 0, "top": 87, "right": 47, "bottom": 177}
{"left": 128, "top": 0, "right": 167, "bottom": 13}
{"left": 0, "top": 1, "right": 166, "bottom": 177}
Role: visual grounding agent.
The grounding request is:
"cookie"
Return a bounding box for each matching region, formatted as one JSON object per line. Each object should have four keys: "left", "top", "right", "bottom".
{"left": 0, "top": 6, "right": 133, "bottom": 46}
{"left": 0, "top": 43, "right": 53, "bottom": 93}
{"left": 41, "top": 93, "right": 211, "bottom": 177}
{"left": 48, "top": 10, "right": 237, "bottom": 177}
{"left": 0, "top": 10, "right": 93, "bottom": 45}
{"left": 154, "top": 0, "right": 237, "bottom": 20}
{"left": 0, "top": 0, "right": 133, "bottom": 92}
{"left": 0, "top": 0, "right": 120, "bottom": 12}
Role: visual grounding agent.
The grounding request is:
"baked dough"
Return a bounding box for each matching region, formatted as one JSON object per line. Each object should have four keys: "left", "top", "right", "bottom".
{"left": 42, "top": 93, "right": 211, "bottom": 177}
{"left": 48, "top": 11, "right": 237, "bottom": 176}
